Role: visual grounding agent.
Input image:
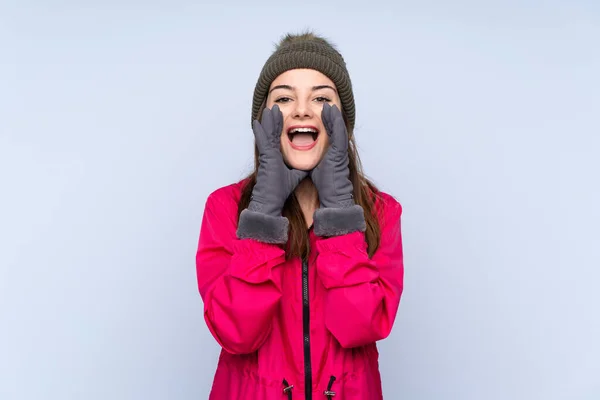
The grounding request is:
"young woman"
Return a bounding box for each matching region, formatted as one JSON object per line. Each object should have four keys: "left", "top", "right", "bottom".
{"left": 195, "top": 32, "right": 404, "bottom": 400}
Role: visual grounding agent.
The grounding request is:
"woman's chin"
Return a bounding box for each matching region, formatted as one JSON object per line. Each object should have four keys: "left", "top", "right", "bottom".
{"left": 284, "top": 156, "right": 320, "bottom": 171}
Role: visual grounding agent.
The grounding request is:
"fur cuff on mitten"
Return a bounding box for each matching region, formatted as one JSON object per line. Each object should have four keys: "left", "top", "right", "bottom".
{"left": 313, "top": 205, "right": 366, "bottom": 237}
{"left": 236, "top": 209, "right": 289, "bottom": 244}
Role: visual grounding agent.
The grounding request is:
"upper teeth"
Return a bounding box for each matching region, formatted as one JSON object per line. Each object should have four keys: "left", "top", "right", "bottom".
{"left": 290, "top": 128, "right": 317, "bottom": 134}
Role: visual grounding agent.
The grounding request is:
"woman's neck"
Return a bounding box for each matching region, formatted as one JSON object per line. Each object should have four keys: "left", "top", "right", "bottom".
{"left": 294, "top": 178, "right": 319, "bottom": 228}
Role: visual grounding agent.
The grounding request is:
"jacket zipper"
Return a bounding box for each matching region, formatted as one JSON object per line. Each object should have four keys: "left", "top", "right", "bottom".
{"left": 302, "top": 257, "right": 312, "bottom": 400}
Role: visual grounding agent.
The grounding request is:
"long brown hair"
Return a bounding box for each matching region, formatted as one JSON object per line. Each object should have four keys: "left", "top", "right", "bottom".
{"left": 237, "top": 101, "right": 382, "bottom": 260}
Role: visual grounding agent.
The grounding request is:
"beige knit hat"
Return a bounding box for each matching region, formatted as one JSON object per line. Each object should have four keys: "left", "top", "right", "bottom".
{"left": 251, "top": 32, "right": 356, "bottom": 130}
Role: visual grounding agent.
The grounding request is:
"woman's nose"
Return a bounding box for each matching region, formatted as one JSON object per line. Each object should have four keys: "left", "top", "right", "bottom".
{"left": 292, "top": 100, "right": 313, "bottom": 119}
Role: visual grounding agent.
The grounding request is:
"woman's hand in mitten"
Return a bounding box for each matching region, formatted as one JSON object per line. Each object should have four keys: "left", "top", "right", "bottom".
{"left": 310, "top": 103, "right": 366, "bottom": 236}
{"left": 237, "top": 105, "right": 308, "bottom": 243}
{"left": 250, "top": 105, "right": 308, "bottom": 216}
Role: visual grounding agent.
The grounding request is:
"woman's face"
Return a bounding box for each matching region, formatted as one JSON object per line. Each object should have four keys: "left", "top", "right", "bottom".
{"left": 265, "top": 68, "right": 342, "bottom": 171}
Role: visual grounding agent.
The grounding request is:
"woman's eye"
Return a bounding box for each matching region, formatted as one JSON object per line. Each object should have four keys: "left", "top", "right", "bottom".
{"left": 274, "top": 97, "right": 291, "bottom": 103}
{"left": 315, "top": 97, "right": 331, "bottom": 103}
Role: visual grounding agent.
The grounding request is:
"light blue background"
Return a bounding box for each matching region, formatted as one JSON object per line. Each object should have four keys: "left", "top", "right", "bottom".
{"left": 1, "top": 1, "right": 599, "bottom": 399}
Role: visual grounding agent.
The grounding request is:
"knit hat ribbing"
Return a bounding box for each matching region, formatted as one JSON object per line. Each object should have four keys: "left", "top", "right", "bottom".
{"left": 251, "top": 32, "right": 355, "bottom": 130}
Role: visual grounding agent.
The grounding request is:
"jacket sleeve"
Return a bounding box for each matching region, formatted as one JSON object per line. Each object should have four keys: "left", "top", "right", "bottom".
{"left": 314, "top": 198, "right": 404, "bottom": 348}
{"left": 195, "top": 191, "right": 286, "bottom": 354}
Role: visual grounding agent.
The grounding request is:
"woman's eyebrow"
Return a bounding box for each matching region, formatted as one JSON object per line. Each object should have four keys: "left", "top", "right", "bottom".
{"left": 269, "top": 84, "right": 293, "bottom": 93}
{"left": 312, "top": 85, "right": 337, "bottom": 93}
{"left": 269, "top": 84, "right": 338, "bottom": 93}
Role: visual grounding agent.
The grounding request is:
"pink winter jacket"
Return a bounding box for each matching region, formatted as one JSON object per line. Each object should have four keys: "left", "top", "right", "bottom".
{"left": 195, "top": 179, "right": 404, "bottom": 400}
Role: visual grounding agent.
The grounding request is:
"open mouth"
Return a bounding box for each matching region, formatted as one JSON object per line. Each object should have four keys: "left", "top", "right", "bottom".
{"left": 287, "top": 126, "right": 319, "bottom": 150}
